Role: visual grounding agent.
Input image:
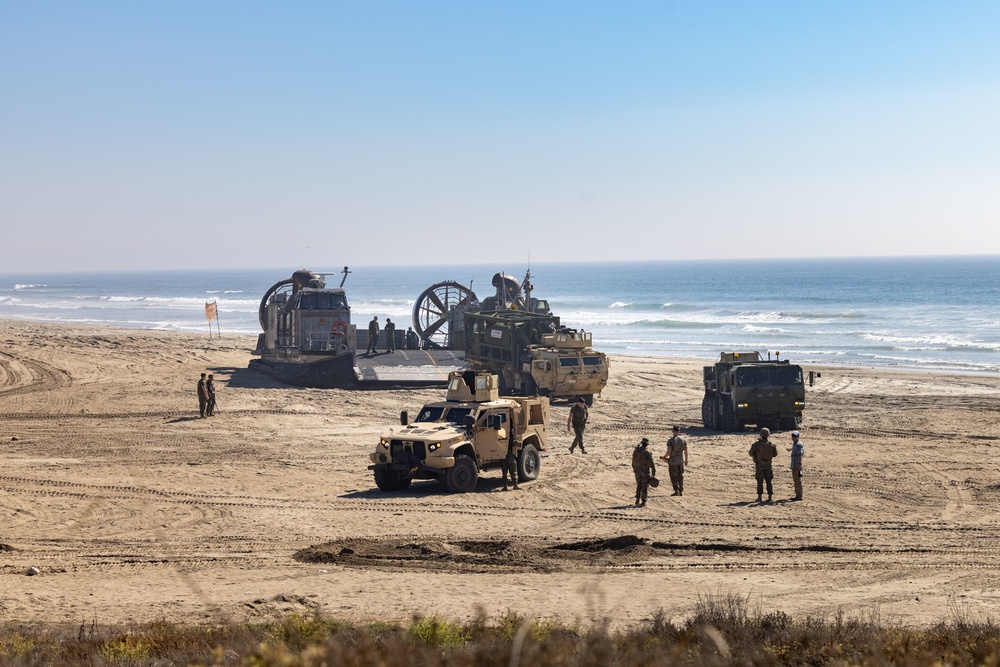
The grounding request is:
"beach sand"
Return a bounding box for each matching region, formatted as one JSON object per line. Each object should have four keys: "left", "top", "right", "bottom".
{"left": 2, "top": 318, "right": 999, "bottom": 628}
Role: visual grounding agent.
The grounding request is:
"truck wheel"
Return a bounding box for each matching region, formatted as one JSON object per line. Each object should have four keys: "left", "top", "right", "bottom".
{"left": 583, "top": 394, "right": 594, "bottom": 406}
{"left": 374, "top": 468, "right": 412, "bottom": 492}
{"left": 523, "top": 375, "right": 538, "bottom": 396}
{"left": 701, "top": 395, "right": 713, "bottom": 429}
{"left": 517, "top": 443, "right": 540, "bottom": 481}
{"left": 721, "top": 401, "right": 737, "bottom": 432}
{"left": 779, "top": 417, "right": 798, "bottom": 431}
{"left": 445, "top": 455, "right": 478, "bottom": 493}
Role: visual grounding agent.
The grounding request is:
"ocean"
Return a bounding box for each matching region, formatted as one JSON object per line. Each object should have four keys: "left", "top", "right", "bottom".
{"left": 2, "top": 256, "right": 998, "bottom": 374}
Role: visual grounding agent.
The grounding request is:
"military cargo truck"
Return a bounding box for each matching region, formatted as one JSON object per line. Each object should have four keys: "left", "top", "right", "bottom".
{"left": 462, "top": 310, "right": 608, "bottom": 404}
{"left": 368, "top": 371, "right": 549, "bottom": 493}
{"left": 702, "top": 351, "right": 805, "bottom": 432}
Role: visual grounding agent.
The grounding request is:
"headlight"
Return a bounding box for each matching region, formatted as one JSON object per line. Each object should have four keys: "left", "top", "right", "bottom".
{"left": 794, "top": 401, "right": 805, "bottom": 406}
{"left": 428, "top": 443, "right": 440, "bottom": 452}
{"left": 738, "top": 403, "right": 749, "bottom": 408}
{"left": 379, "top": 439, "right": 389, "bottom": 448}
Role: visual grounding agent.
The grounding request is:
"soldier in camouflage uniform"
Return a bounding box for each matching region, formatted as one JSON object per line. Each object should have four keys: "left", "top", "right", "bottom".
{"left": 661, "top": 425, "right": 688, "bottom": 496}
{"left": 567, "top": 397, "right": 588, "bottom": 453}
{"left": 632, "top": 437, "right": 656, "bottom": 507}
{"left": 197, "top": 373, "right": 209, "bottom": 418}
{"left": 366, "top": 316, "right": 380, "bottom": 354}
{"left": 501, "top": 437, "right": 519, "bottom": 491}
{"left": 749, "top": 427, "right": 778, "bottom": 502}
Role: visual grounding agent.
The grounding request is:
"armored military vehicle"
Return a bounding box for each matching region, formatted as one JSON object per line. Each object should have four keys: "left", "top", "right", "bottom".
{"left": 463, "top": 310, "right": 607, "bottom": 404}
{"left": 368, "top": 371, "right": 549, "bottom": 493}
{"left": 411, "top": 269, "right": 608, "bottom": 404}
{"left": 702, "top": 351, "right": 805, "bottom": 432}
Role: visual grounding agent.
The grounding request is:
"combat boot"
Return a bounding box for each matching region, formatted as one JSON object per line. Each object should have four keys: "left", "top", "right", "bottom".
{"left": 767, "top": 494, "right": 772, "bottom": 502}
{"left": 756, "top": 495, "right": 762, "bottom": 503}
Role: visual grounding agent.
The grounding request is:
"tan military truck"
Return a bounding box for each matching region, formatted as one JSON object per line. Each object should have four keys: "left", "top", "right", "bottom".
{"left": 463, "top": 310, "right": 608, "bottom": 405}
{"left": 368, "top": 370, "right": 549, "bottom": 493}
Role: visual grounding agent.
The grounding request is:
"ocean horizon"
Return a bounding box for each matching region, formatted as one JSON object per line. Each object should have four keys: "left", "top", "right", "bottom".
{"left": 2, "top": 256, "right": 998, "bottom": 375}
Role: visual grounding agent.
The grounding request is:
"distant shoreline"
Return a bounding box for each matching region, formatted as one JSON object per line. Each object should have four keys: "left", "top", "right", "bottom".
{"left": 2, "top": 316, "right": 995, "bottom": 379}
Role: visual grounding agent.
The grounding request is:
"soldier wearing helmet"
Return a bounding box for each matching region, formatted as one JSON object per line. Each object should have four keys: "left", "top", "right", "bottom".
{"left": 749, "top": 427, "right": 778, "bottom": 503}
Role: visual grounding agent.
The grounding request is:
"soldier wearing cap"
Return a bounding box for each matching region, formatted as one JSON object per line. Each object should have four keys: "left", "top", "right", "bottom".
{"left": 749, "top": 427, "right": 778, "bottom": 502}
{"left": 660, "top": 425, "right": 688, "bottom": 496}
{"left": 567, "top": 397, "right": 588, "bottom": 454}
{"left": 631, "top": 437, "right": 656, "bottom": 507}
{"left": 786, "top": 430, "right": 805, "bottom": 500}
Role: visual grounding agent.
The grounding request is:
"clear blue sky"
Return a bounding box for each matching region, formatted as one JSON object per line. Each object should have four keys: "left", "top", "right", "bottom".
{"left": 2, "top": 1, "right": 998, "bottom": 271}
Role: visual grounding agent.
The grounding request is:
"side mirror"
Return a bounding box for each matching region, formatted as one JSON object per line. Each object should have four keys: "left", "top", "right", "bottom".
{"left": 463, "top": 415, "right": 476, "bottom": 430}
{"left": 400, "top": 410, "right": 408, "bottom": 426}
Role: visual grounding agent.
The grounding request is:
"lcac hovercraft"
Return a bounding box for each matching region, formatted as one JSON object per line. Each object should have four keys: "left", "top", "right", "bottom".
{"left": 250, "top": 268, "right": 464, "bottom": 388}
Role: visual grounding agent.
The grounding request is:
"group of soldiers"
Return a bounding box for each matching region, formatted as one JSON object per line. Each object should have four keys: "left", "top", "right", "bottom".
{"left": 196, "top": 372, "right": 217, "bottom": 418}
{"left": 365, "top": 316, "right": 421, "bottom": 354}
{"left": 630, "top": 425, "right": 806, "bottom": 506}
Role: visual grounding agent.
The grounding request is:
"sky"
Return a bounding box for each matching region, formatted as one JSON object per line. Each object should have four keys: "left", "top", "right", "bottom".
{"left": 1, "top": 1, "right": 998, "bottom": 272}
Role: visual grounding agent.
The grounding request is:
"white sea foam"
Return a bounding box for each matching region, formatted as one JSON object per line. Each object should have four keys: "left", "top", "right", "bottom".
{"left": 742, "top": 325, "right": 791, "bottom": 334}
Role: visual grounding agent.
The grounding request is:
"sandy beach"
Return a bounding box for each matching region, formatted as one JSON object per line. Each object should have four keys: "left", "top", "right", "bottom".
{"left": 2, "top": 318, "right": 999, "bottom": 628}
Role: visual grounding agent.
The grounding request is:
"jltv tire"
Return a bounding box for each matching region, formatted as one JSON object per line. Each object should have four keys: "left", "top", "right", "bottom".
{"left": 517, "top": 443, "right": 540, "bottom": 481}
{"left": 444, "top": 455, "right": 479, "bottom": 493}
{"left": 373, "top": 468, "right": 412, "bottom": 492}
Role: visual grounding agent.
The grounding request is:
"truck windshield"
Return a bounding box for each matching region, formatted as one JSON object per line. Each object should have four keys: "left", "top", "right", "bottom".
{"left": 415, "top": 406, "right": 473, "bottom": 424}
{"left": 770, "top": 366, "right": 803, "bottom": 385}
{"left": 736, "top": 366, "right": 803, "bottom": 387}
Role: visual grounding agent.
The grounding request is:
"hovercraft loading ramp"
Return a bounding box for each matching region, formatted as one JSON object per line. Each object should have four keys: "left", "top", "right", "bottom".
{"left": 353, "top": 349, "right": 466, "bottom": 387}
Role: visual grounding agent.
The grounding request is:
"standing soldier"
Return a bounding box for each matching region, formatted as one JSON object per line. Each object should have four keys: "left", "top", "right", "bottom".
{"left": 501, "top": 438, "right": 519, "bottom": 491}
{"left": 567, "top": 397, "right": 588, "bottom": 454}
{"left": 384, "top": 318, "right": 396, "bottom": 353}
{"left": 661, "top": 425, "right": 688, "bottom": 496}
{"left": 786, "top": 430, "right": 805, "bottom": 501}
{"left": 206, "top": 374, "right": 217, "bottom": 417}
{"left": 749, "top": 427, "right": 778, "bottom": 502}
{"left": 366, "top": 316, "right": 380, "bottom": 354}
{"left": 632, "top": 437, "right": 655, "bottom": 506}
{"left": 197, "top": 373, "right": 209, "bottom": 419}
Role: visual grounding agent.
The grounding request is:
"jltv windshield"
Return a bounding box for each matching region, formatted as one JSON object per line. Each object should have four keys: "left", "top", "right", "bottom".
{"left": 415, "top": 406, "right": 474, "bottom": 424}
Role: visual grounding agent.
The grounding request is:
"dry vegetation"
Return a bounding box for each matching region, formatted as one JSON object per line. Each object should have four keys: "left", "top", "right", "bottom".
{"left": 2, "top": 594, "right": 1000, "bottom": 666}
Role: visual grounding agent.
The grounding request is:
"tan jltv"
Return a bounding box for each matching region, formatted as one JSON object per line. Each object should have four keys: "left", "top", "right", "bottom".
{"left": 368, "top": 371, "right": 549, "bottom": 493}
